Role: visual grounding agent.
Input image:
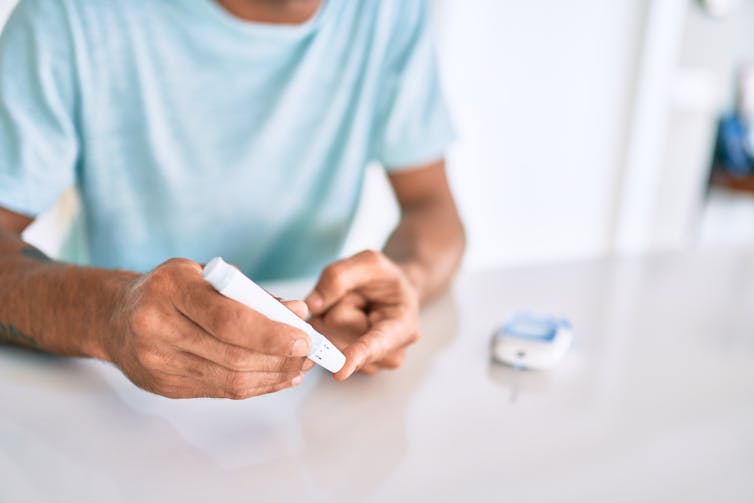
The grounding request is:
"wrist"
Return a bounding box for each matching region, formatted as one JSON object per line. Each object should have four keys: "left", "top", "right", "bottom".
{"left": 85, "top": 268, "right": 140, "bottom": 362}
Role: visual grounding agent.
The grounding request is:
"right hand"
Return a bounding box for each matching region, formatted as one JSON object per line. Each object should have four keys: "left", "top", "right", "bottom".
{"left": 105, "top": 258, "right": 314, "bottom": 399}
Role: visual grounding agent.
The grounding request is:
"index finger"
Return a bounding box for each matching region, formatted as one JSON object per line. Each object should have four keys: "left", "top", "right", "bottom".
{"left": 306, "top": 250, "right": 396, "bottom": 314}
{"left": 176, "top": 279, "right": 312, "bottom": 357}
{"left": 334, "top": 319, "right": 419, "bottom": 380}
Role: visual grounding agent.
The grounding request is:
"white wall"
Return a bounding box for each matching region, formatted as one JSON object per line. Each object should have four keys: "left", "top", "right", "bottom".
{"left": 434, "top": 0, "right": 647, "bottom": 269}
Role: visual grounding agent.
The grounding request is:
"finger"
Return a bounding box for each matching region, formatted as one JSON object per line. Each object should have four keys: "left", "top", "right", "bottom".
{"left": 334, "top": 322, "right": 418, "bottom": 380}
{"left": 308, "top": 317, "right": 355, "bottom": 353}
{"left": 173, "top": 316, "right": 309, "bottom": 372}
{"left": 150, "top": 372, "right": 304, "bottom": 399}
{"left": 359, "top": 363, "right": 381, "bottom": 375}
{"left": 170, "top": 312, "right": 308, "bottom": 372}
{"left": 306, "top": 250, "right": 396, "bottom": 314}
{"left": 354, "top": 347, "right": 407, "bottom": 376}
{"left": 282, "top": 299, "right": 309, "bottom": 320}
{"left": 375, "top": 347, "right": 407, "bottom": 370}
{"left": 323, "top": 294, "right": 370, "bottom": 334}
{"left": 176, "top": 279, "right": 311, "bottom": 357}
{"left": 153, "top": 352, "right": 305, "bottom": 399}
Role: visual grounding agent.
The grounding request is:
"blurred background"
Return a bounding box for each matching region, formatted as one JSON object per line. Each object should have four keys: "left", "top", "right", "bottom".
{"left": 3, "top": 0, "right": 754, "bottom": 273}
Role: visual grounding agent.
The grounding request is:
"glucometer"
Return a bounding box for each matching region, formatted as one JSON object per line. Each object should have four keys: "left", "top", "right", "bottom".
{"left": 492, "top": 311, "right": 573, "bottom": 370}
{"left": 202, "top": 257, "right": 346, "bottom": 373}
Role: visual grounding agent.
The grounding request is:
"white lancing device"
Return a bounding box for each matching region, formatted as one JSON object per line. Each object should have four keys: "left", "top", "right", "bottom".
{"left": 202, "top": 257, "right": 346, "bottom": 373}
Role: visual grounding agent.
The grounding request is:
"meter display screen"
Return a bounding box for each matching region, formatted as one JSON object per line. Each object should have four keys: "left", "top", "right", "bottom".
{"left": 502, "top": 315, "right": 560, "bottom": 342}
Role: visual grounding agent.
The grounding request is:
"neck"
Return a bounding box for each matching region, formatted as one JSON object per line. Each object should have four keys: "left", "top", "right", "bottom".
{"left": 214, "top": 0, "right": 321, "bottom": 24}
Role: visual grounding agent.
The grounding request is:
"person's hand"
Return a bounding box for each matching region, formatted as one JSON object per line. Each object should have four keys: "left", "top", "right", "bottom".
{"left": 305, "top": 250, "right": 420, "bottom": 380}
{"left": 106, "top": 258, "right": 314, "bottom": 399}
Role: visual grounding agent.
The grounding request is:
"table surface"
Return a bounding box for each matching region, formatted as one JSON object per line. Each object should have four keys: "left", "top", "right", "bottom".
{"left": 2, "top": 246, "right": 753, "bottom": 503}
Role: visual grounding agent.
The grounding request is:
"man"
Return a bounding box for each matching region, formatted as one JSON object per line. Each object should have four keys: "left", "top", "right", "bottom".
{"left": 0, "top": 0, "right": 465, "bottom": 399}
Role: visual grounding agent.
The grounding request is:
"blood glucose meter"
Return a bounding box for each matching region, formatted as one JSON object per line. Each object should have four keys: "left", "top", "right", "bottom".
{"left": 492, "top": 311, "right": 573, "bottom": 370}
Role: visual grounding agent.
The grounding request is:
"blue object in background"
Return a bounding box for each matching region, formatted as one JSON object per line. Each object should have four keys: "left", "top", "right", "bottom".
{"left": 715, "top": 114, "right": 753, "bottom": 176}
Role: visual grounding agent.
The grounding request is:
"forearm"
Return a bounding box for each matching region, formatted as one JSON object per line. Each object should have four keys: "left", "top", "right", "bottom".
{"left": 0, "top": 228, "right": 136, "bottom": 359}
{"left": 383, "top": 201, "right": 466, "bottom": 304}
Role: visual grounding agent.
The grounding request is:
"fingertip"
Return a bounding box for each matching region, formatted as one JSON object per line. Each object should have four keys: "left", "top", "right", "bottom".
{"left": 333, "top": 352, "right": 364, "bottom": 381}
{"left": 302, "top": 359, "right": 316, "bottom": 372}
{"left": 292, "top": 373, "right": 304, "bottom": 386}
{"left": 332, "top": 368, "right": 351, "bottom": 381}
{"left": 333, "top": 359, "right": 356, "bottom": 381}
{"left": 305, "top": 291, "right": 324, "bottom": 314}
{"left": 283, "top": 299, "right": 310, "bottom": 320}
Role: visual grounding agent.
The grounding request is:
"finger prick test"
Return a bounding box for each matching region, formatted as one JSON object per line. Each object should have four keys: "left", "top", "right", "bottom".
{"left": 203, "top": 257, "right": 346, "bottom": 373}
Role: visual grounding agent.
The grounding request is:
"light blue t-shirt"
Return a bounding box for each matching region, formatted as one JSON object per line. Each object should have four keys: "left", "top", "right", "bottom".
{"left": 0, "top": 0, "right": 453, "bottom": 280}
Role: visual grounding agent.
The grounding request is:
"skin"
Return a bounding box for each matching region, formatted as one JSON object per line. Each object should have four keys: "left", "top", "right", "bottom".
{"left": 215, "top": 0, "right": 321, "bottom": 24}
{"left": 306, "top": 161, "right": 466, "bottom": 379}
{"left": 0, "top": 0, "right": 466, "bottom": 398}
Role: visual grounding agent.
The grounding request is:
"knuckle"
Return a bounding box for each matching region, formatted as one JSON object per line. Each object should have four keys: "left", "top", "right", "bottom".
{"left": 329, "top": 275, "right": 347, "bottom": 295}
{"left": 137, "top": 348, "right": 167, "bottom": 370}
{"left": 320, "top": 264, "right": 343, "bottom": 289}
{"left": 361, "top": 249, "right": 391, "bottom": 270}
{"left": 224, "top": 371, "right": 252, "bottom": 400}
{"left": 365, "top": 249, "right": 386, "bottom": 266}
{"left": 146, "top": 266, "right": 173, "bottom": 289}
{"left": 225, "top": 389, "right": 249, "bottom": 400}
{"left": 129, "top": 305, "right": 160, "bottom": 334}
{"left": 153, "top": 377, "right": 183, "bottom": 398}
{"left": 148, "top": 258, "right": 196, "bottom": 289}
{"left": 223, "top": 344, "right": 249, "bottom": 369}
{"left": 162, "top": 257, "right": 196, "bottom": 270}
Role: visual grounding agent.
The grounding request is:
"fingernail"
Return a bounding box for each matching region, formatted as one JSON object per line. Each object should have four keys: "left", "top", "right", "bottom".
{"left": 306, "top": 292, "right": 323, "bottom": 312}
{"left": 290, "top": 338, "right": 309, "bottom": 357}
{"left": 292, "top": 374, "right": 304, "bottom": 386}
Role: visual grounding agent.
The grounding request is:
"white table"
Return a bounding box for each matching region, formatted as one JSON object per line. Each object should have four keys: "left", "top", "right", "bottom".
{"left": 2, "top": 246, "right": 753, "bottom": 502}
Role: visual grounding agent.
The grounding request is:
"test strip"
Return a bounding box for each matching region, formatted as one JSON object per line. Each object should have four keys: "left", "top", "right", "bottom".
{"left": 202, "top": 257, "right": 346, "bottom": 373}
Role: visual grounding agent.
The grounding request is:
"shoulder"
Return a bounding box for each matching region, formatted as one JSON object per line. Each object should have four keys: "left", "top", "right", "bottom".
{"left": 330, "top": 0, "right": 427, "bottom": 35}
{"left": 1, "top": 0, "right": 78, "bottom": 61}
{"left": 372, "top": 0, "right": 430, "bottom": 50}
{"left": 372, "top": 0, "right": 428, "bottom": 34}
{"left": 4, "top": 0, "right": 69, "bottom": 30}
{"left": 4, "top": 0, "right": 114, "bottom": 40}
{"left": 8, "top": 0, "right": 162, "bottom": 32}
{"left": 332, "top": 0, "right": 428, "bottom": 58}
{"left": 364, "top": 0, "right": 432, "bottom": 70}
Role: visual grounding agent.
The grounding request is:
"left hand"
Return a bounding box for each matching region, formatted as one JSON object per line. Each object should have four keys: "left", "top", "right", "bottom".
{"left": 305, "top": 250, "right": 420, "bottom": 380}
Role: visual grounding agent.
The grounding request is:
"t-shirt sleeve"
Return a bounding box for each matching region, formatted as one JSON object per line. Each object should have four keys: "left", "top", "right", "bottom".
{"left": 0, "top": 0, "right": 79, "bottom": 217}
{"left": 373, "top": 0, "right": 456, "bottom": 171}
